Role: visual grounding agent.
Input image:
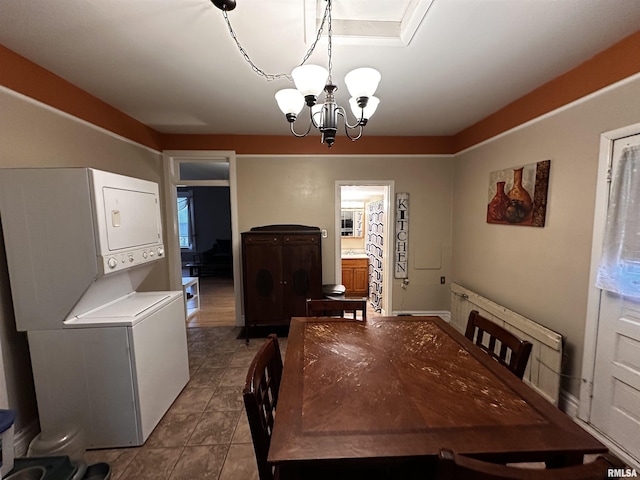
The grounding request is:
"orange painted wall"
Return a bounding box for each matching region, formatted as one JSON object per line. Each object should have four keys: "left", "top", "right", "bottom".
{"left": 2, "top": 29, "right": 640, "bottom": 154}
{"left": 453, "top": 29, "right": 640, "bottom": 152}
{"left": 0, "top": 45, "right": 163, "bottom": 150}
{"left": 159, "top": 134, "right": 455, "bottom": 155}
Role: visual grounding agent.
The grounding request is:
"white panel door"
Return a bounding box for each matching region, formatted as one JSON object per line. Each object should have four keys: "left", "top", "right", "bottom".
{"left": 590, "top": 133, "right": 640, "bottom": 462}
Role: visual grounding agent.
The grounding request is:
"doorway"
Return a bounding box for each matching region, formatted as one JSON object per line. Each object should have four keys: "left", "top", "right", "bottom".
{"left": 178, "top": 185, "right": 234, "bottom": 327}
{"left": 336, "top": 181, "right": 393, "bottom": 315}
{"left": 163, "top": 150, "right": 242, "bottom": 326}
{"left": 580, "top": 125, "right": 640, "bottom": 468}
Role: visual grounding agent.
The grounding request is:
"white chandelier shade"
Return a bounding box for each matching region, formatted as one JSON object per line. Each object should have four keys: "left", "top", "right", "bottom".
{"left": 349, "top": 95, "right": 379, "bottom": 120}
{"left": 291, "top": 65, "right": 329, "bottom": 98}
{"left": 274, "top": 89, "right": 304, "bottom": 117}
{"left": 344, "top": 67, "right": 382, "bottom": 99}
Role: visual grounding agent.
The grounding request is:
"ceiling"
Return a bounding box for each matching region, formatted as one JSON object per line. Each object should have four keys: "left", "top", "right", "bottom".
{"left": 1, "top": 0, "right": 640, "bottom": 138}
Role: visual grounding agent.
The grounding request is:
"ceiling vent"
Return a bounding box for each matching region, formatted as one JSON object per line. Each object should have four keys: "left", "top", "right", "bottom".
{"left": 304, "top": 0, "right": 436, "bottom": 46}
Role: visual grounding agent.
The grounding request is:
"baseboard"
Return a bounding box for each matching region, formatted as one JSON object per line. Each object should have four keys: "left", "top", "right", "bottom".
{"left": 391, "top": 310, "right": 451, "bottom": 322}
{"left": 14, "top": 420, "right": 39, "bottom": 457}
{"left": 559, "top": 389, "right": 579, "bottom": 418}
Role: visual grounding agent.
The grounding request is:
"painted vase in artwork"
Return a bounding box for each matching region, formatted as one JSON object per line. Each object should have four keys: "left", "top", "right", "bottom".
{"left": 487, "top": 181, "right": 509, "bottom": 222}
{"left": 505, "top": 167, "right": 533, "bottom": 223}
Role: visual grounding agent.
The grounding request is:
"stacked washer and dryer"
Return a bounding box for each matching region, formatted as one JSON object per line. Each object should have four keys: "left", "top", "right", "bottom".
{"left": 0, "top": 168, "right": 189, "bottom": 449}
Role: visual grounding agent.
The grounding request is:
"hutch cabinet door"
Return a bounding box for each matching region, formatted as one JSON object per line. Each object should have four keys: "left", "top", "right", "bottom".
{"left": 242, "top": 237, "right": 283, "bottom": 325}
{"left": 282, "top": 234, "right": 323, "bottom": 320}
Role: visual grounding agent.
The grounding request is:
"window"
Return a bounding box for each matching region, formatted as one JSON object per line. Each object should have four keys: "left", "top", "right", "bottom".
{"left": 178, "top": 161, "right": 229, "bottom": 181}
{"left": 177, "top": 191, "right": 195, "bottom": 250}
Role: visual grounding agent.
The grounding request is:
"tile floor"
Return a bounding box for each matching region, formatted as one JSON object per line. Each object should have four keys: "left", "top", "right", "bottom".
{"left": 84, "top": 326, "right": 285, "bottom": 480}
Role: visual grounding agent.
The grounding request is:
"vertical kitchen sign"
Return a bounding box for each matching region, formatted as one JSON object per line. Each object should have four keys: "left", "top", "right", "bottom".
{"left": 395, "top": 193, "right": 409, "bottom": 278}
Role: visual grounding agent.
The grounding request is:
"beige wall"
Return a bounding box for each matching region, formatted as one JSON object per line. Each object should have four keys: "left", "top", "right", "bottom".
{"left": 452, "top": 75, "right": 640, "bottom": 398}
{"left": 236, "top": 155, "right": 454, "bottom": 313}
{"left": 0, "top": 89, "right": 167, "bottom": 431}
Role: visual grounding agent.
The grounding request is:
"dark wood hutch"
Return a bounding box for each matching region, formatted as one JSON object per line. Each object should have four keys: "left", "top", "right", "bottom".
{"left": 241, "top": 225, "right": 322, "bottom": 339}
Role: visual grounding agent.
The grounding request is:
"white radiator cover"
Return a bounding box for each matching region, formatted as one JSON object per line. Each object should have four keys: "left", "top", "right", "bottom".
{"left": 450, "top": 283, "right": 563, "bottom": 405}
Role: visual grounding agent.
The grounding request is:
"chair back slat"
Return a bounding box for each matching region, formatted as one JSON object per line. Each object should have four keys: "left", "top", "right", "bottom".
{"left": 243, "top": 334, "right": 283, "bottom": 480}
{"left": 499, "top": 343, "right": 509, "bottom": 362}
{"left": 488, "top": 335, "right": 497, "bottom": 354}
{"left": 465, "top": 310, "right": 532, "bottom": 380}
{"left": 306, "top": 298, "right": 367, "bottom": 321}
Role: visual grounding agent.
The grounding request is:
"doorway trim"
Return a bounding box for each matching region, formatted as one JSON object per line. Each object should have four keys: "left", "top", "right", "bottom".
{"left": 162, "top": 150, "right": 242, "bottom": 326}
{"left": 335, "top": 180, "right": 394, "bottom": 315}
{"left": 578, "top": 122, "right": 640, "bottom": 467}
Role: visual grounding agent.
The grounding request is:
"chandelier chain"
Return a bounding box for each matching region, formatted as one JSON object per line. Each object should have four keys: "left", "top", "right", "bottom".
{"left": 221, "top": 0, "right": 332, "bottom": 83}
{"left": 221, "top": 9, "right": 290, "bottom": 81}
{"left": 299, "top": 0, "right": 332, "bottom": 73}
{"left": 326, "top": 0, "right": 333, "bottom": 83}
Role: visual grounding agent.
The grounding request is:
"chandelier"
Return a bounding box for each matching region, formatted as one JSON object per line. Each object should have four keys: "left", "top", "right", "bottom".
{"left": 212, "top": 0, "right": 381, "bottom": 147}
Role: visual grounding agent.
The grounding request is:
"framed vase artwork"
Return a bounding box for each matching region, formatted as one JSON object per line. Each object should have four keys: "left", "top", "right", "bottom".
{"left": 487, "top": 160, "right": 550, "bottom": 227}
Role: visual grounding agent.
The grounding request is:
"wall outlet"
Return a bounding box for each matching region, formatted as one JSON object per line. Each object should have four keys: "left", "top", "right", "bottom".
{"left": 440, "top": 276, "right": 446, "bottom": 284}
{"left": 321, "top": 229, "right": 328, "bottom": 238}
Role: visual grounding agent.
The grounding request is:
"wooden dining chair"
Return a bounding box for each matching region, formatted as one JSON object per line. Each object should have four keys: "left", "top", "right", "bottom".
{"left": 465, "top": 310, "right": 532, "bottom": 379}
{"left": 243, "top": 334, "right": 283, "bottom": 480}
{"left": 306, "top": 297, "right": 367, "bottom": 321}
{"left": 437, "top": 449, "right": 626, "bottom": 480}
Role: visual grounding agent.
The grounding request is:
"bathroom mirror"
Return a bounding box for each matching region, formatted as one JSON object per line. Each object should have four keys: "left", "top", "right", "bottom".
{"left": 341, "top": 209, "right": 364, "bottom": 237}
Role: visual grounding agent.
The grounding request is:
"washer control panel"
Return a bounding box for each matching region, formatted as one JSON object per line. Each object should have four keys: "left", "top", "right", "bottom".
{"left": 101, "top": 245, "right": 165, "bottom": 274}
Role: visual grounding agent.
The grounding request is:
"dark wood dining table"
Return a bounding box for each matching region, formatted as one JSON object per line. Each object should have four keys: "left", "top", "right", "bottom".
{"left": 268, "top": 316, "right": 606, "bottom": 479}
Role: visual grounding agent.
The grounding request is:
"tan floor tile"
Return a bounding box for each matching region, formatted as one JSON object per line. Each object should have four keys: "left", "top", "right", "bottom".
{"left": 188, "top": 352, "right": 207, "bottom": 373}
{"left": 219, "top": 367, "right": 248, "bottom": 387}
{"left": 219, "top": 443, "right": 259, "bottom": 480}
{"left": 206, "top": 386, "right": 243, "bottom": 412}
{"left": 188, "top": 341, "right": 211, "bottom": 355}
{"left": 169, "top": 445, "right": 229, "bottom": 480}
{"left": 188, "top": 410, "right": 242, "bottom": 446}
{"left": 186, "top": 328, "right": 203, "bottom": 339}
{"left": 188, "top": 367, "right": 226, "bottom": 389}
{"left": 201, "top": 352, "right": 235, "bottom": 368}
{"left": 231, "top": 413, "right": 252, "bottom": 444}
{"left": 170, "top": 387, "right": 216, "bottom": 414}
{"left": 229, "top": 350, "right": 256, "bottom": 368}
{"left": 209, "top": 339, "right": 241, "bottom": 353}
{"left": 145, "top": 412, "right": 201, "bottom": 448}
{"left": 119, "top": 447, "right": 182, "bottom": 480}
{"left": 197, "top": 326, "right": 236, "bottom": 340}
